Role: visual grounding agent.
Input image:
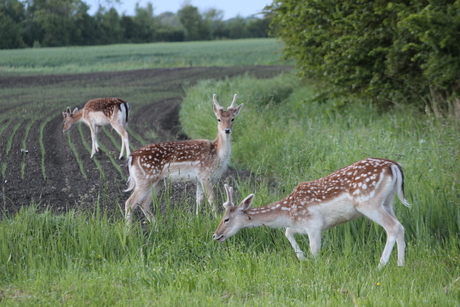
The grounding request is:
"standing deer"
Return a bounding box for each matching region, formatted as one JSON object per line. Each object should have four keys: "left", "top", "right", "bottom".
{"left": 213, "top": 158, "right": 411, "bottom": 268}
{"left": 124, "top": 94, "right": 243, "bottom": 224}
{"left": 62, "top": 97, "right": 131, "bottom": 159}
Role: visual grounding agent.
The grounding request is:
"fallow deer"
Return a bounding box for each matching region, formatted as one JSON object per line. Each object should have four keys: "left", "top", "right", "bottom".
{"left": 62, "top": 97, "right": 131, "bottom": 159}
{"left": 124, "top": 94, "right": 243, "bottom": 224}
{"left": 213, "top": 158, "right": 411, "bottom": 268}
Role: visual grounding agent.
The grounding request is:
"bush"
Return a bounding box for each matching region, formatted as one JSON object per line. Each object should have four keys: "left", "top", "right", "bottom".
{"left": 268, "top": 0, "right": 460, "bottom": 114}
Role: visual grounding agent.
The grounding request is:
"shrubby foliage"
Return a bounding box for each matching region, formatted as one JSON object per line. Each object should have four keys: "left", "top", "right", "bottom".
{"left": 268, "top": 0, "right": 460, "bottom": 113}
{"left": 0, "top": 0, "right": 271, "bottom": 49}
{"left": 0, "top": 0, "right": 26, "bottom": 48}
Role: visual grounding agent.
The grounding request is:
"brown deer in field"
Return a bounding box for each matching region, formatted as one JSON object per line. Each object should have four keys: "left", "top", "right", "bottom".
{"left": 124, "top": 94, "right": 243, "bottom": 224}
{"left": 213, "top": 158, "right": 411, "bottom": 268}
{"left": 62, "top": 97, "right": 130, "bottom": 159}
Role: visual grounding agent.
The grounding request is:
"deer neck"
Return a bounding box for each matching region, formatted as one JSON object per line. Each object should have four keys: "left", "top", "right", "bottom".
{"left": 214, "top": 131, "right": 232, "bottom": 164}
{"left": 71, "top": 110, "right": 84, "bottom": 124}
{"left": 245, "top": 201, "right": 292, "bottom": 229}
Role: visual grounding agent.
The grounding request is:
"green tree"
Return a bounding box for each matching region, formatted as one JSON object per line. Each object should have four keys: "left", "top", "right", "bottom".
{"left": 33, "top": 0, "right": 80, "bottom": 46}
{"left": 202, "top": 8, "right": 224, "bottom": 39}
{"left": 268, "top": 0, "right": 460, "bottom": 111}
{"left": 95, "top": 7, "right": 123, "bottom": 44}
{"left": 23, "top": 0, "right": 91, "bottom": 47}
{"left": 247, "top": 15, "right": 271, "bottom": 38}
{"left": 69, "top": 2, "right": 97, "bottom": 46}
{"left": 226, "top": 16, "right": 248, "bottom": 39}
{"left": 132, "top": 2, "right": 155, "bottom": 42}
{"left": 120, "top": 15, "right": 137, "bottom": 42}
{"left": 155, "top": 11, "right": 184, "bottom": 42}
{"left": 177, "top": 4, "right": 210, "bottom": 41}
{"left": 0, "top": 0, "right": 26, "bottom": 49}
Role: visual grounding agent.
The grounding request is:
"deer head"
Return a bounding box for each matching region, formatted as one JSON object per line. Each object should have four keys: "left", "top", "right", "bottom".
{"left": 62, "top": 107, "right": 79, "bottom": 133}
{"left": 213, "top": 184, "right": 255, "bottom": 242}
{"left": 213, "top": 94, "right": 243, "bottom": 136}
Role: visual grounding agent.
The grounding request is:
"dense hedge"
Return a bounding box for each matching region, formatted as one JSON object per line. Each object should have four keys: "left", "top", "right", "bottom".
{"left": 268, "top": 0, "right": 460, "bottom": 111}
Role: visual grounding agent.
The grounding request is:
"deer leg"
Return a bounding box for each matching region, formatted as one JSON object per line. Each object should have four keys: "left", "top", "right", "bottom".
{"left": 125, "top": 184, "right": 151, "bottom": 225}
{"left": 141, "top": 182, "right": 162, "bottom": 223}
{"left": 88, "top": 124, "right": 99, "bottom": 158}
{"left": 92, "top": 124, "right": 102, "bottom": 157}
{"left": 138, "top": 192, "right": 155, "bottom": 223}
{"left": 195, "top": 181, "right": 204, "bottom": 215}
{"left": 383, "top": 196, "right": 405, "bottom": 266}
{"left": 285, "top": 227, "right": 306, "bottom": 260}
{"left": 118, "top": 128, "right": 125, "bottom": 160}
{"left": 94, "top": 125, "right": 101, "bottom": 151}
{"left": 395, "top": 224, "right": 405, "bottom": 266}
{"left": 201, "top": 178, "right": 216, "bottom": 213}
{"left": 307, "top": 228, "right": 322, "bottom": 258}
{"left": 113, "top": 125, "right": 130, "bottom": 159}
{"left": 358, "top": 205, "right": 404, "bottom": 268}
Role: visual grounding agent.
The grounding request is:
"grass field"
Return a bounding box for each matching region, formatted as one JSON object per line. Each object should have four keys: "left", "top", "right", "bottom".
{"left": 0, "top": 39, "right": 459, "bottom": 305}
{"left": 0, "top": 38, "right": 287, "bottom": 75}
{"left": 181, "top": 74, "right": 460, "bottom": 305}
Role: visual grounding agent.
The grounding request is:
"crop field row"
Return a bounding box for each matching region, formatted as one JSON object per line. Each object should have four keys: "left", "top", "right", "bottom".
{"left": 0, "top": 39, "right": 288, "bottom": 75}
{"left": 0, "top": 65, "right": 291, "bottom": 217}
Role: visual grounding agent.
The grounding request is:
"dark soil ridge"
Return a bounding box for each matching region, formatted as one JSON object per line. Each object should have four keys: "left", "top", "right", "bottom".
{"left": 0, "top": 66, "right": 291, "bottom": 219}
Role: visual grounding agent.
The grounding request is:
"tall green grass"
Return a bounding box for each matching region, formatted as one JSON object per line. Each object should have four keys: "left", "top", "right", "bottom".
{"left": 0, "top": 72, "right": 459, "bottom": 305}
{"left": 0, "top": 204, "right": 458, "bottom": 305}
{"left": 180, "top": 73, "right": 460, "bottom": 246}
{"left": 0, "top": 39, "right": 288, "bottom": 75}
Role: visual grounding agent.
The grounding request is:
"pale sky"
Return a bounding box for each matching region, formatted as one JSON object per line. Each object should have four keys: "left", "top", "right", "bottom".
{"left": 86, "top": 0, "right": 272, "bottom": 19}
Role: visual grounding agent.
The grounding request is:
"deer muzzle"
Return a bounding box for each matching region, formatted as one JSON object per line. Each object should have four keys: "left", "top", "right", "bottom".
{"left": 213, "top": 233, "right": 225, "bottom": 242}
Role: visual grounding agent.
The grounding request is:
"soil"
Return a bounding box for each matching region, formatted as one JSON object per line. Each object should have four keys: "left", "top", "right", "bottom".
{"left": 0, "top": 66, "right": 291, "bottom": 219}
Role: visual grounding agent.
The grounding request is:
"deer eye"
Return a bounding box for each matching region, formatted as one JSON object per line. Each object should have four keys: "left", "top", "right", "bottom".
{"left": 231, "top": 118, "right": 234, "bottom": 121}
{"left": 217, "top": 118, "right": 221, "bottom": 122}
{"left": 224, "top": 218, "right": 230, "bottom": 223}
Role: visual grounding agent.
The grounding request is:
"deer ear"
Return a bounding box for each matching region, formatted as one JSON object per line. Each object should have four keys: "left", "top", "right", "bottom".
{"left": 237, "top": 194, "right": 254, "bottom": 211}
{"left": 72, "top": 107, "right": 78, "bottom": 114}
{"left": 232, "top": 103, "right": 243, "bottom": 117}
{"left": 66, "top": 107, "right": 72, "bottom": 113}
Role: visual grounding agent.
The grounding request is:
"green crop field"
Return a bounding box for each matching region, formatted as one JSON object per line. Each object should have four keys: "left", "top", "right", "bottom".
{"left": 0, "top": 38, "right": 287, "bottom": 75}
{"left": 0, "top": 39, "right": 459, "bottom": 306}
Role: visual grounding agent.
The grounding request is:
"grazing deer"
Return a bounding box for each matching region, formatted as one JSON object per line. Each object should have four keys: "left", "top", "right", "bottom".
{"left": 124, "top": 94, "right": 243, "bottom": 224}
{"left": 213, "top": 158, "right": 411, "bottom": 268}
{"left": 62, "top": 97, "right": 131, "bottom": 159}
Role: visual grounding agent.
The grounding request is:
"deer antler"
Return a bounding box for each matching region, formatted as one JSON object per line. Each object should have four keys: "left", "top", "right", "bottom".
{"left": 224, "top": 184, "right": 234, "bottom": 209}
{"left": 213, "top": 94, "right": 223, "bottom": 110}
{"left": 229, "top": 94, "right": 238, "bottom": 109}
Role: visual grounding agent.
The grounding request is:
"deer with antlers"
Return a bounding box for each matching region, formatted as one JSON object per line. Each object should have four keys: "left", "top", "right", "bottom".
{"left": 124, "top": 94, "right": 243, "bottom": 224}
{"left": 213, "top": 158, "right": 411, "bottom": 268}
{"left": 62, "top": 98, "right": 131, "bottom": 159}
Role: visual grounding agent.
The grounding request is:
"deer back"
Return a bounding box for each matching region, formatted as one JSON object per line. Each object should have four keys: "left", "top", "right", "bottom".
{"left": 130, "top": 139, "right": 219, "bottom": 182}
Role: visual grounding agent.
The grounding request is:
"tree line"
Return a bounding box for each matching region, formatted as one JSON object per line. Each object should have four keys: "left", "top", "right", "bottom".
{"left": 0, "top": 0, "right": 271, "bottom": 49}
{"left": 268, "top": 0, "right": 460, "bottom": 114}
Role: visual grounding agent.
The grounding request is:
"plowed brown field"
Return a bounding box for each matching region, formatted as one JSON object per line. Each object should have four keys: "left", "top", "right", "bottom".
{"left": 0, "top": 66, "right": 290, "bottom": 218}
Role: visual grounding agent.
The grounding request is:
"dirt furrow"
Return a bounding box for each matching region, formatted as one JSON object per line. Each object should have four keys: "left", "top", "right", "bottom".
{"left": 0, "top": 66, "right": 291, "bottom": 218}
